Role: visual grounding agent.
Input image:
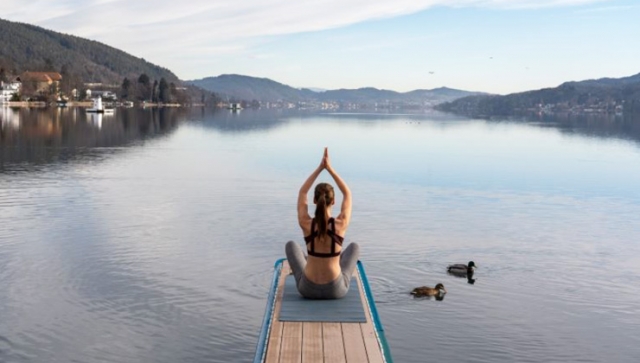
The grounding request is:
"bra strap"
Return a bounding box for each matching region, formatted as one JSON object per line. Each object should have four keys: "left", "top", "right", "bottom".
{"left": 310, "top": 219, "right": 316, "bottom": 253}
{"left": 329, "top": 218, "right": 336, "bottom": 254}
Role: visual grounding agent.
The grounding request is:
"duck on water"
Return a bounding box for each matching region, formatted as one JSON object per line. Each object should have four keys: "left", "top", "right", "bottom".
{"left": 411, "top": 283, "right": 446, "bottom": 298}
{"left": 447, "top": 261, "right": 477, "bottom": 284}
{"left": 447, "top": 261, "right": 476, "bottom": 276}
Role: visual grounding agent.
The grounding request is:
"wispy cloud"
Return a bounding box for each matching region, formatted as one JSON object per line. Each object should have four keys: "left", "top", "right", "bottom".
{"left": 466, "top": 0, "right": 610, "bottom": 9}
{"left": 2, "top": 0, "right": 613, "bottom": 79}
{"left": 3, "top": 0, "right": 612, "bottom": 41}
{"left": 574, "top": 4, "right": 637, "bottom": 12}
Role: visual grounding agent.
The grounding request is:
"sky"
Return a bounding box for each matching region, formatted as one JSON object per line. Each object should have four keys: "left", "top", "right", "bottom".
{"left": 2, "top": 0, "right": 639, "bottom": 94}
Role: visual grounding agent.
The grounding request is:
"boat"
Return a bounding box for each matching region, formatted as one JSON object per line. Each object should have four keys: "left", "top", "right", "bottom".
{"left": 86, "top": 96, "right": 114, "bottom": 114}
{"left": 228, "top": 102, "right": 243, "bottom": 111}
{"left": 253, "top": 258, "right": 393, "bottom": 362}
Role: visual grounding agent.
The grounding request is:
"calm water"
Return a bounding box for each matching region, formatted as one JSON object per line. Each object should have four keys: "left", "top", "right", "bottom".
{"left": 1, "top": 107, "right": 640, "bottom": 363}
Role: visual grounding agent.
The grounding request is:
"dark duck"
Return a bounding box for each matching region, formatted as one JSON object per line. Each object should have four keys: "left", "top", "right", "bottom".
{"left": 447, "top": 261, "right": 476, "bottom": 276}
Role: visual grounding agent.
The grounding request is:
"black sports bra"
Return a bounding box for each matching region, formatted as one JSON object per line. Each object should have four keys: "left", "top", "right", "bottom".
{"left": 304, "top": 218, "right": 344, "bottom": 258}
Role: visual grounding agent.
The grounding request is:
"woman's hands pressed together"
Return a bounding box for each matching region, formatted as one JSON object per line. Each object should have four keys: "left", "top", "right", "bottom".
{"left": 320, "top": 147, "right": 332, "bottom": 171}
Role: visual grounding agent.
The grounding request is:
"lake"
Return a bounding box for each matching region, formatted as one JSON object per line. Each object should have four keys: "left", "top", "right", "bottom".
{"left": 1, "top": 107, "right": 640, "bottom": 362}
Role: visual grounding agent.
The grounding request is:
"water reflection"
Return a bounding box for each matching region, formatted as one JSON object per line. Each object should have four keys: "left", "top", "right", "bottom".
{"left": 187, "top": 108, "right": 292, "bottom": 133}
{"left": 448, "top": 270, "right": 476, "bottom": 285}
{"left": 411, "top": 293, "right": 446, "bottom": 302}
{"left": 1, "top": 108, "right": 640, "bottom": 363}
{"left": 4, "top": 108, "right": 640, "bottom": 172}
{"left": 491, "top": 112, "right": 640, "bottom": 146}
{"left": 0, "top": 107, "right": 186, "bottom": 171}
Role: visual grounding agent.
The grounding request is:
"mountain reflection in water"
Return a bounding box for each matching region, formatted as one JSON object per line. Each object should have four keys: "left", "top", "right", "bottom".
{"left": 3, "top": 108, "right": 640, "bottom": 172}
{"left": 492, "top": 112, "right": 640, "bottom": 146}
{"left": 1, "top": 108, "right": 640, "bottom": 363}
{"left": 0, "top": 107, "right": 184, "bottom": 171}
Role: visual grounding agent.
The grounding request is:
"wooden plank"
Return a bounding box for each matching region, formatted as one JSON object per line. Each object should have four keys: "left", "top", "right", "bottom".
{"left": 356, "top": 274, "right": 384, "bottom": 363}
{"left": 280, "top": 322, "right": 303, "bottom": 363}
{"left": 302, "top": 322, "right": 323, "bottom": 363}
{"left": 341, "top": 323, "right": 368, "bottom": 363}
{"left": 266, "top": 261, "right": 384, "bottom": 363}
{"left": 265, "top": 261, "right": 289, "bottom": 363}
{"left": 322, "top": 323, "right": 347, "bottom": 363}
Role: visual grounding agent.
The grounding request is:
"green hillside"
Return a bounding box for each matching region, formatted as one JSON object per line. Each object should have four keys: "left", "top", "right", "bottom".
{"left": 189, "top": 74, "right": 481, "bottom": 105}
{"left": 437, "top": 73, "right": 640, "bottom": 116}
{"left": 0, "top": 18, "right": 179, "bottom": 85}
{"left": 188, "top": 74, "right": 317, "bottom": 102}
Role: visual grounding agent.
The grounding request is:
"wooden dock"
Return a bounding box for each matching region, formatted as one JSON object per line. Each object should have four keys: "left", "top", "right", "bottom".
{"left": 255, "top": 260, "right": 390, "bottom": 363}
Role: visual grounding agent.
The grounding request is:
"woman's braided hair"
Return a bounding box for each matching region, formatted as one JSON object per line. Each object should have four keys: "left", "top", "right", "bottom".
{"left": 313, "top": 183, "right": 335, "bottom": 238}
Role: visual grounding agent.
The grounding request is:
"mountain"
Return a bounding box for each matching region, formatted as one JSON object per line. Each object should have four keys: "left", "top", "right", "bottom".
{"left": 437, "top": 73, "right": 640, "bottom": 116}
{"left": 318, "top": 86, "right": 478, "bottom": 104}
{"left": 188, "top": 74, "right": 481, "bottom": 105}
{"left": 188, "top": 74, "right": 317, "bottom": 102}
{"left": 0, "top": 18, "right": 179, "bottom": 85}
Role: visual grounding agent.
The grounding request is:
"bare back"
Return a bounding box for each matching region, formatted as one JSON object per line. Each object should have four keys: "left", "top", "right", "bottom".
{"left": 296, "top": 148, "right": 353, "bottom": 284}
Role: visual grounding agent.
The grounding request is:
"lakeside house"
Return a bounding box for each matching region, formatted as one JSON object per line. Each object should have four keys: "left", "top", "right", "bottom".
{"left": 19, "top": 71, "right": 62, "bottom": 94}
{"left": 89, "top": 90, "right": 118, "bottom": 100}
{"left": 0, "top": 79, "right": 21, "bottom": 102}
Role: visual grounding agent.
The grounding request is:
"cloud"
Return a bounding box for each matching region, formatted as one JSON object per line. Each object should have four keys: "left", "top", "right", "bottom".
{"left": 5, "top": 1, "right": 611, "bottom": 36}
{"left": 2, "top": 0, "right": 611, "bottom": 78}
{"left": 574, "top": 4, "right": 637, "bottom": 12}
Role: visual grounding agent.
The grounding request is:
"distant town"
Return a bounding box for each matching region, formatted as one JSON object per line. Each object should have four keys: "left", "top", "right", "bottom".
{"left": 0, "top": 71, "right": 465, "bottom": 111}
{"left": 2, "top": 69, "right": 639, "bottom": 116}
{"left": 0, "top": 71, "right": 432, "bottom": 111}
{"left": 0, "top": 70, "right": 195, "bottom": 108}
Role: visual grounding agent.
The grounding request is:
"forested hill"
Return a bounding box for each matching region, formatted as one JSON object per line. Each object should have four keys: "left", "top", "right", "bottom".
{"left": 0, "top": 18, "right": 178, "bottom": 85}
{"left": 188, "top": 74, "right": 481, "bottom": 104}
{"left": 320, "top": 87, "right": 477, "bottom": 104}
{"left": 188, "top": 74, "right": 318, "bottom": 102}
{"left": 437, "top": 73, "right": 640, "bottom": 116}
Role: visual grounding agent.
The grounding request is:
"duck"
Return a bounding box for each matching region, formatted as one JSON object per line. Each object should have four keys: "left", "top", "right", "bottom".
{"left": 447, "top": 261, "right": 476, "bottom": 276}
{"left": 410, "top": 283, "right": 446, "bottom": 297}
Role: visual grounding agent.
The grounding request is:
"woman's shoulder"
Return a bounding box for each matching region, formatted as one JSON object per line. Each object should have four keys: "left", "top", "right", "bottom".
{"left": 301, "top": 217, "right": 314, "bottom": 237}
{"left": 332, "top": 216, "right": 349, "bottom": 235}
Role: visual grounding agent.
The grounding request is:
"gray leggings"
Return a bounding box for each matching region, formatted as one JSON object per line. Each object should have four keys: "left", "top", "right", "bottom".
{"left": 285, "top": 241, "right": 360, "bottom": 299}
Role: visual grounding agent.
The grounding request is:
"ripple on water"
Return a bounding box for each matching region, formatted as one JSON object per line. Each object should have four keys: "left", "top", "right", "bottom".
{"left": 3, "top": 111, "right": 640, "bottom": 363}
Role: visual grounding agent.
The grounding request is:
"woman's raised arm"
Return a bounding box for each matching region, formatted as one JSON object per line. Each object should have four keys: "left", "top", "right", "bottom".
{"left": 324, "top": 149, "right": 352, "bottom": 225}
{"left": 297, "top": 155, "right": 324, "bottom": 229}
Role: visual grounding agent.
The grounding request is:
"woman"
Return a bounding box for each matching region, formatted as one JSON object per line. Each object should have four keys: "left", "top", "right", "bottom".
{"left": 285, "top": 148, "right": 359, "bottom": 299}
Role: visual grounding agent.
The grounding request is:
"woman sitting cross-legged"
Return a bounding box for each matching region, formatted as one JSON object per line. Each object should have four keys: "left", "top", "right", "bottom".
{"left": 285, "top": 148, "right": 359, "bottom": 299}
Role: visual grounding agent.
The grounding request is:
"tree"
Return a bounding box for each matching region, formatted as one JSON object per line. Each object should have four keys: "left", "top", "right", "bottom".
{"left": 169, "top": 82, "right": 177, "bottom": 101}
{"left": 152, "top": 80, "right": 158, "bottom": 103}
{"left": 137, "top": 73, "right": 151, "bottom": 101}
{"left": 59, "top": 63, "right": 77, "bottom": 96}
{"left": 158, "top": 78, "right": 169, "bottom": 103}
{"left": 48, "top": 82, "right": 59, "bottom": 98}
{"left": 121, "top": 77, "right": 131, "bottom": 100}
{"left": 43, "top": 57, "right": 55, "bottom": 72}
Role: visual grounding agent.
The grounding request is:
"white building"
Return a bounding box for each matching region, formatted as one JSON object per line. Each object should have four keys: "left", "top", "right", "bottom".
{"left": 0, "top": 81, "right": 21, "bottom": 102}
{"left": 90, "top": 90, "right": 117, "bottom": 100}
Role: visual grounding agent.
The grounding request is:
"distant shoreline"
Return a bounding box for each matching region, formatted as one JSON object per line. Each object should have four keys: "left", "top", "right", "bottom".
{"left": 1, "top": 101, "right": 189, "bottom": 109}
